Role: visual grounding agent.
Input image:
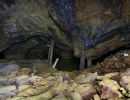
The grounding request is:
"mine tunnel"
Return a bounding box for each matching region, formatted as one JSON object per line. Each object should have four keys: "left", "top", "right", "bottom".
{"left": 0, "top": 0, "right": 130, "bottom": 99}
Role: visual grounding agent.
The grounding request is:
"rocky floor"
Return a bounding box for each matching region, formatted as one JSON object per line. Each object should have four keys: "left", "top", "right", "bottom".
{"left": 1, "top": 51, "right": 130, "bottom": 100}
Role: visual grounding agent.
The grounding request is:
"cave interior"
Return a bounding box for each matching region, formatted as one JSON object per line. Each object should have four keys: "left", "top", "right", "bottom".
{"left": 0, "top": 0, "right": 130, "bottom": 100}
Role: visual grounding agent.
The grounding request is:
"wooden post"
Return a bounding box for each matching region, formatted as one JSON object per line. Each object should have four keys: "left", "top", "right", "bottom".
{"left": 79, "top": 50, "right": 85, "bottom": 70}
{"left": 87, "top": 59, "right": 92, "bottom": 67}
{"left": 52, "top": 58, "right": 59, "bottom": 68}
{"left": 48, "top": 39, "right": 54, "bottom": 65}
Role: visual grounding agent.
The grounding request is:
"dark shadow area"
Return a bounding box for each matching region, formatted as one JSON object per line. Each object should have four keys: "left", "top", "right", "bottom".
{"left": 56, "top": 56, "right": 79, "bottom": 71}
{"left": 0, "top": 52, "right": 5, "bottom": 59}
{"left": 92, "top": 46, "right": 130, "bottom": 65}
{"left": 1, "top": 0, "right": 15, "bottom": 6}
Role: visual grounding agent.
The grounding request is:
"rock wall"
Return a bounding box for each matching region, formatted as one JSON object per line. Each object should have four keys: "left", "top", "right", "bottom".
{"left": 0, "top": 0, "right": 130, "bottom": 59}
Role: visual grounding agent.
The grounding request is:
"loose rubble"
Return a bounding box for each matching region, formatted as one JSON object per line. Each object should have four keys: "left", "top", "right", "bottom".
{"left": 0, "top": 51, "right": 130, "bottom": 100}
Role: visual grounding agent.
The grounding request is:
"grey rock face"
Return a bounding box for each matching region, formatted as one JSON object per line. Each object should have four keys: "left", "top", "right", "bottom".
{"left": 0, "top": 64, "right": 19, "bottom": 76}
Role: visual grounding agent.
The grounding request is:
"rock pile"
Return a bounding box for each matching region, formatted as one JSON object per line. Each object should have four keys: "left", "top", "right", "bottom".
{"left": 0, "top": 51, "right": 130, "bottom": 100}
{"left": 0, "top": 69, "right": 128, "bottom": 100}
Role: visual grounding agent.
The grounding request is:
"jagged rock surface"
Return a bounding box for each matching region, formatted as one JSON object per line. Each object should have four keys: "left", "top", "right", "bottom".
{"left": 0, "top": 0, "right": 130, "bottom": 59}
{"left": 0, "top": 51, "right": 129, "bottom": 100}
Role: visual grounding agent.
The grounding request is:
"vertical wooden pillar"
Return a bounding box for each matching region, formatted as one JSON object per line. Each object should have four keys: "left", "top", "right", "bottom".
{"left": 87, "top": 59, "right": 92, "bottom": 67}
{"left": 79, "top": 50, "right": 85, "bottom": 70}
{"left": 48, "top": 39, "right": 54, "bottom": 65}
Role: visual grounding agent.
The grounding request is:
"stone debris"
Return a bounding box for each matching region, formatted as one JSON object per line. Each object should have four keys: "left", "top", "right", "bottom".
{"left": 0, "top": 51, "right": 130, "bottom": 99}
{"left": 0, "top": 63, "right": 19, "bottom": 77}
{"left": 2, "top": 69, "right": 128, "bottom": 100}
{"left": 99, "top": 77, "right": 123, "bottom": 99}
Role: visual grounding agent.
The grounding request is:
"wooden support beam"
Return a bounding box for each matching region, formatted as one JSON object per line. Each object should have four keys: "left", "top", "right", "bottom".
{"left": 48, "top": 39, "right": 54, "bottom": 65}
{"left": 52, "top": 58, "right": 59, "bottom": 68}
{"left": 87, "top": 59, "right": 92, "bottom": 67}
{"left": 79, "top": 50, "right": 85, "bottom": 70}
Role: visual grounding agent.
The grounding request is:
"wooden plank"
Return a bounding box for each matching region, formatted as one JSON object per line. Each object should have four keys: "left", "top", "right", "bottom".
{"left": 48, "top": 39, "right": 54, "bottom": 65}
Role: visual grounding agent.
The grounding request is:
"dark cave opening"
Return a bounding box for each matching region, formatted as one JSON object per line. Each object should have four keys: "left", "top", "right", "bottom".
{"left": 2, "top": 39, "right": 130, "bottom": 71}
{"left": 54, "top": 46, "right": 130, "bottom": 71}
{"left": 48, "top": 46, "right": 128, "bottom": 71}
{"left": 2, "top": 40, "right": 130, "bottom": 71}
{"left": 0, "top": 52, "right": 5, "bottom": 59}
{"left": 48, "top": 49, "right": 79, "bottom": 71}
{"left": 55, "top": 56, "right": 79, "bottom": 71}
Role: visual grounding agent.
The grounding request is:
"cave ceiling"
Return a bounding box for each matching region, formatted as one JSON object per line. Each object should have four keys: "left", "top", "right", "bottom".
{"left": 0, "top": 0, "right": 130, "bottom": 59}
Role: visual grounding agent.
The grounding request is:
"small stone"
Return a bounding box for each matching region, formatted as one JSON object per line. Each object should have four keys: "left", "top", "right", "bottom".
{"left": 124, "top": 53, "right": 129, "bottom": 57}
{"left": 74, "top": 74, "right": 85, "bottom": 83}
{"left": 70, "top": 92, "right": 82, "bottom": 100}
{"left": 17, "top": 68, "right": 32, "bottom": 76}
{"left": 93, "top": 94, "right": 101, "bottom": 100}
{"left": 100, "top": 78, "right": 123, "bottom": 99}
{"left": 120, "top": 75, "right": 130, "bottom": 93}
{"left": 74, "top": 83, "right": 97, "bottom": 100}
